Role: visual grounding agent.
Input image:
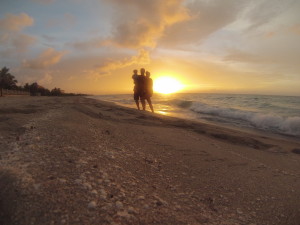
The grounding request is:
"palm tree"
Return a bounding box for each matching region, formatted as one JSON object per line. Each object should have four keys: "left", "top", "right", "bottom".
{"left": 0, "top": 67, "right": 18, "bottom": 96}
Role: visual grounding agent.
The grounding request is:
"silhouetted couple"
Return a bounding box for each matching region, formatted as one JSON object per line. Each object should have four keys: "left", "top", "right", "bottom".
{"left": 132, "top": 68, "right": 154, "bottom": 113}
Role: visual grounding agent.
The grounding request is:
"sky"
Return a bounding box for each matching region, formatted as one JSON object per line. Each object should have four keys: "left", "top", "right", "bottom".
{"left": 0, "top": 0, "right": 300, "bottom": 96}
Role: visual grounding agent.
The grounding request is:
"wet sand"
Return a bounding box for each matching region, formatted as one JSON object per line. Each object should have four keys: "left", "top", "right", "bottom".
{"left": 0, "top": 96, "right": 299, "bottom": 225}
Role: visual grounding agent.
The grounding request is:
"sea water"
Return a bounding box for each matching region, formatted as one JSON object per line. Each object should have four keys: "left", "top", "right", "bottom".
{"left": 90, "top": 93, "right": 300, "bottom": 137}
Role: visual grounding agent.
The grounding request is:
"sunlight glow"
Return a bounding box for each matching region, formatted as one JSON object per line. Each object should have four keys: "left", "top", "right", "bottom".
{"left": 154, "top": 76, "right": 184, "bottom": 94}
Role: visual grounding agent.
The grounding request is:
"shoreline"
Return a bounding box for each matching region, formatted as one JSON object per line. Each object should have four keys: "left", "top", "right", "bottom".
{"left": 1, "top": 96, "right": 300, "bottom": 224}
{"left": 87, "top": 94, "right": 300, "bottom": 140}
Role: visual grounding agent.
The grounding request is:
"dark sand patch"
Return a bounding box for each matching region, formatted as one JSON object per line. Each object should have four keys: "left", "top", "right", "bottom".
{"left": 0, "top": 168, "right": 29, "bottom": 225}
{"left": 0, "top": 107, "right": 38, "bottom": 114}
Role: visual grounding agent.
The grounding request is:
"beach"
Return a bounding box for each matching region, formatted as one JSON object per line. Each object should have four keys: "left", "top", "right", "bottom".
{"left": 0, "top": 96, "right": 299, "bottom": 225}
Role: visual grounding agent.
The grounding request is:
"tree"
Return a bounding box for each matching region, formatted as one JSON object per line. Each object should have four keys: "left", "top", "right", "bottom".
{"left": 50, "top": 87, "right": 63, "bottom": 96}
{"left": 29, "top": 82, "right": 39, "bottom": 96}
{"left": 23, "top": 83, "right": 30, "bottom": 92}
{"left": 38, "top": 85, "right": 50, "bottom": 96}
{"left": 0, "top": 67, "right": 18, "bottom": 96}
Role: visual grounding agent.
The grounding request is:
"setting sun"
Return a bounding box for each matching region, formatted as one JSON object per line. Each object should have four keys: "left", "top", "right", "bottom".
{"left": 154, "top": 76, "right": 184, "bottom": 94}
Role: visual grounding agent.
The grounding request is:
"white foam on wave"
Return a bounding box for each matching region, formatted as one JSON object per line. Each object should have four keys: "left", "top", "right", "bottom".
{"left": 190, "top": 102, "right": 300, "bottom": 136}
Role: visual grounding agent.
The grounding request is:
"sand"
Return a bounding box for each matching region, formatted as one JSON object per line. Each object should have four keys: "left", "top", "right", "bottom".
{"left": 0, "top": 96, "right": 299, "bottom": 225}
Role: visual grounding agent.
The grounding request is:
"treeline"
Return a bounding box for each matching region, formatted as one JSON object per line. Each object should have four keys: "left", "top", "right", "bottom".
{"left": 22, "top": 83, "right": 65, "bottom": 96}
{"left": 0, "top": 66, "right": 85, "bottom": 97}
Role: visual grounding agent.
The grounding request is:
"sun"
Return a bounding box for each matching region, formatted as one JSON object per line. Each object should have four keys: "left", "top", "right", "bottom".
{"left": 154, "top": 76, "right": 184, "bottom": 94}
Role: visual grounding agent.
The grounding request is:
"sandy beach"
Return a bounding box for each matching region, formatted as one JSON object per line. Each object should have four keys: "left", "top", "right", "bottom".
{"left": 0, "top": 96, "right": 299, "bottom": 225}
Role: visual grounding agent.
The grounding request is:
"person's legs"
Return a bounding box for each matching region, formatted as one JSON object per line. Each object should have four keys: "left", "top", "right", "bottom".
{"left": 146, "top": 98, "right": 154, "bottom": 113}
{"left": 141, "top": 98, "right": 146, "bottom": 110}
{"left": 139, "top": 92, "right": 146, "bottom": 110}
{"left": 134, "top": 93, "right": 140, "bottom": 110}
{"left": 135, "top": 100, "right": 140, "bottom": 110}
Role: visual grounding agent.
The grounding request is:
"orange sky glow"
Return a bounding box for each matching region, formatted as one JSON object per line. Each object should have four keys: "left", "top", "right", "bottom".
{"left": 1, "top": 0, "right": 300, "bottom": 96}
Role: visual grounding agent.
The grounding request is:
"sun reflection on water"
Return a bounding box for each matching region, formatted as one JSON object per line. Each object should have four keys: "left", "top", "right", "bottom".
{"left": 154, "top": 105, "right": 173, "bottom": 116}
{"left": 156, "top": 110, "right": 168, "bottom": 115}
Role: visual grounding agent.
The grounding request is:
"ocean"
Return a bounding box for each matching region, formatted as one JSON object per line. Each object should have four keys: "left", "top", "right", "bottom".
{"left": 89, "top": 93, "right": 300, "bottom": 138}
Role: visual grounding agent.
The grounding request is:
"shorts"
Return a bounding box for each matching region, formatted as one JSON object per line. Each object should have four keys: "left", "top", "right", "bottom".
{"left": 134, "top": 91, "right": 146, "bottom": 101}
{"left": 142, "top": 91, "right": 152, "bottom": 100}
{"left": 134, "top": 91, "right": 140, "bottom": 101}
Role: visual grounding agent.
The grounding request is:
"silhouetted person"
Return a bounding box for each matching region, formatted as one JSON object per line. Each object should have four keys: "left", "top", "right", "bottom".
{"left": 132, "top": 68, "right": 146, "bottom": 110}
{"left": 139, "top": 68, "right": 146, "bottom": 110}
{"left": 132, "top": 69, "right": 140, "bottom": 110}
{"left": 144, "top": 71, "right": 154, "bottom": 113}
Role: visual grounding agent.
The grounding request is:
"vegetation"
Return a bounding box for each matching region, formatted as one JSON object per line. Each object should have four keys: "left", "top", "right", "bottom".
{"left": 0, "top": 66, "right": 85, "bottom": 97}
{"left": 0, "top": 67, "right": 18, "bottom": 96}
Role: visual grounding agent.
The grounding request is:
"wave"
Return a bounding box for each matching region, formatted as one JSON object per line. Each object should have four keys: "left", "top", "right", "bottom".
{"left": 170, "top": 100, "right": 193, "bottom": 109}
{"left": 190, "top": 102, "right": 300, "bottom": 136}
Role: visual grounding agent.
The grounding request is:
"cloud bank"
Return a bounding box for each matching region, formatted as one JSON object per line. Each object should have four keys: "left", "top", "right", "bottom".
{"left": 77, "top": 0, "right": 191, "bottom": 77}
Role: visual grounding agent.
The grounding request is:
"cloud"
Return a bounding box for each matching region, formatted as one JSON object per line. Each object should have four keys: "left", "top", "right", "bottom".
{"left": 23, "top": 48, "right": 67, "bottom": 69}
{"left": 0, "top": 13, "right": 34, "bottom": 32}
{"left": 75, "top": 0, "right": 189, "bottom": 75}
{"left": 0, "top": 13, "right": 36, "bottom": 55}
{"left": 98, "top": 48, "right": 149, "bottom": 72}
{"left": 104, "top": 0, "right": 190, "bottom": 49}
{"left": 158, "top": 0, "right": 297, "bottom": 48}
{"left": 85, "top": 49, "right": 150, "bottom": 80}
{"left": 243, "top": 0, "right": 293, "bottom": 30}
{"left": 222, "top": 24, "right": 300, "bottom": 67}
{"left": 70, "top": 0, "right": 189, "bottom": 75}
{"left": 159, "top": 0, "right": 248, "bottom": 47}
